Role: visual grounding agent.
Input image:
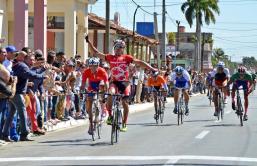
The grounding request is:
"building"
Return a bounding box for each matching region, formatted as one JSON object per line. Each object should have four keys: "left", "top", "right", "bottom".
{"left": 157, "top": 26, "right": 213, "bottom": 72}
{"left": 88, "top": 13, "right": 158, "bottom": 62}
{"left": 0, "top": 0, "right": 97, "bottom": 59}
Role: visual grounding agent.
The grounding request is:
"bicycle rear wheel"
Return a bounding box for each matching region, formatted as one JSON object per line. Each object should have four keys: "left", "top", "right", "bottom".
{"left": 159, "top": 98, "right": 164, "bottom": 123}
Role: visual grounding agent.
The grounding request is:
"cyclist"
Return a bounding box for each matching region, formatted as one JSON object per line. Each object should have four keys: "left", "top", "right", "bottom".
{"left": 80, "top": 57, "right": 109, "bottom": 135}
{"left": 210, "top": 61, "right": 230, "bottom": 116}
{"left": 206, "top": 71, "right": 213, "bottom": 99}
{"left": 227, "top": 66, "right": 254, "bottom": 121}
{"left": 171, "top": 66, "right": 192, "bottom": 115}
{"left": 147, "top": 71, "right": 169, "bottom": 120}
{"left": 86, "top": 36, "right": 156, "bottom": 132}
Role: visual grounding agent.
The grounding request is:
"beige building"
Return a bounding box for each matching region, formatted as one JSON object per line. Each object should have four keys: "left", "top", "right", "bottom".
{"left": 0, "top": 0, "right": 97, "bottom": 59}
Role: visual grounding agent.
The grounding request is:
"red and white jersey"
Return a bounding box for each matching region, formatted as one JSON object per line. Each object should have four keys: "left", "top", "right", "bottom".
{"left": 105, "top": 54, "right": 134, "bottom": 82}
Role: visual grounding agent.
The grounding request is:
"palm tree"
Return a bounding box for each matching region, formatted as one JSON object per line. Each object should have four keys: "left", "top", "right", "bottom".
{"left": 181, "top": 0, "right": 220, "bottom": 71}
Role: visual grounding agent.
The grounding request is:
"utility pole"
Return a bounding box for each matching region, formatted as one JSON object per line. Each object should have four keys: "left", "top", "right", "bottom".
{"left": 161, "top": 0, "right": 166, "bottom": 68}
{"left": 201, "top": 33, "right": 205, "bottom": 72}
{"left": 154, "top": 12, "right": 160, "bottom": 69}
{"left": 105, "top": 0, "right": 110, "bottom": 54}
{"left": 175, "top": 20, "right": 180, "bottom": 69}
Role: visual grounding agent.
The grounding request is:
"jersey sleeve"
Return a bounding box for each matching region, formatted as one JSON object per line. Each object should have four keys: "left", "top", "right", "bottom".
{"left": 224, "top": 68, "right": 230, "bottom": 78}
{"left": 170, "top": 72, "right": 176, "bottom": 81}
{"left": 125, "top": 55, "right": 134, "bottom": 63}
{"left": 182, "top": 71, "right": 191, "bottom": 81}
{"left": 82, "top": 69, "right": 89, "bottom": 83}
{"left": 245, "top": 72, "right": 253, "bottom": 81}
{"left": 147, "top": 77, "right": 153, "bottom": 86}
{"left": 100, "top": 68, "right": 109, "bottom": 83}
{"left": 158, "top": 76, "right": 166, "bottom": 86}
{"left": 105, "top": 54, "right": 112, "bottom": 62}
{"left": 230, "top": 73, "right": 236, "bottom": 82}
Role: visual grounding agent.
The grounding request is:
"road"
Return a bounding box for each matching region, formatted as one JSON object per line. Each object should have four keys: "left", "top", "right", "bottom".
{"left": 1, "top": 91, "right": 257, "bottom": 166}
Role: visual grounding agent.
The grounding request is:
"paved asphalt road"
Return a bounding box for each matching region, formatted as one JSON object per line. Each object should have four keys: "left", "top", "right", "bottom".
{"left": 1, "top": 91, "right": 257, "bottom": 166}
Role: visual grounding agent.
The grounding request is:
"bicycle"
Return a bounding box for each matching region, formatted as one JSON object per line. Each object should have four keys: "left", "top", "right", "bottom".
{"left": 214, "top": 87, "right": 225, "bottom": 121}
{"left": 152, "top": 89, "right": 166, "bottom": 124}
{"left": 108, "top": 93, "right": 123, "bottom": 145}
{"left": 234, "top": 87, "right": 244, "bottom": 126}
{"left": 84, "top": 92, "right": 103, "bottom": 141}
{"left": 177, "top": 88, "right": 186, "bottom": 125}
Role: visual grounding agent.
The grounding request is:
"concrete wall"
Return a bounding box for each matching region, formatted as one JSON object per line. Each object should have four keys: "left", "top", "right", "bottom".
{"left": 0, "top": 0, "right": 8, "bottom": 46}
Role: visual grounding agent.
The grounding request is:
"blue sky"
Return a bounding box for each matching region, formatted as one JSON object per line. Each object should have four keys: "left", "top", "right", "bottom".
{"left": 90, "top": 0, "right": 257, "bottom": 62}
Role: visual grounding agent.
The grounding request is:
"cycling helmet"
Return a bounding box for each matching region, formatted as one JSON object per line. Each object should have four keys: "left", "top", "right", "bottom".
{"left": 238, "top": 66, "right": 246, "bottom": 73}
{"left": 174, "top": 66, "right": 184, "bottom": 74}
{"left": 217, "top": 61, "right": 225, "bottom": 68}
{"left": 152, "top": 71, "right": 159, "bottom": 77}
{"left": 88, "top": 57, "right": 100, "bottom": 66}
{"left": 113, "top": 39, "right": 126, "bottom": 50}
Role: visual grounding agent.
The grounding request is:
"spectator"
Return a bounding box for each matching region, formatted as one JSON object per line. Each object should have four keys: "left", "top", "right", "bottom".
{"left": 2, "top": 51, "right": 46, "bottom": 141}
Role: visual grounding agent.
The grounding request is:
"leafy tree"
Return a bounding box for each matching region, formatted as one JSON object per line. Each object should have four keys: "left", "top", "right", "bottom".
{"left": 181, "top": 0, "right": 220, "bottom": 71}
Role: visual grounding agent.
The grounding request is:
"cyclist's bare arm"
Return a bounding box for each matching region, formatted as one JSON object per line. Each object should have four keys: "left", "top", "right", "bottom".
{"left": 86, "top": 36, "right": 106, "bottom": 60}
{"left": 133, "top": 59, "right": 156, "bottom": 71}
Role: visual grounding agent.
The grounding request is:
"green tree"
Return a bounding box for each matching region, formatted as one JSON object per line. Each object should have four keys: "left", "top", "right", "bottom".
{"left": 181, "top": 0, "right": 220, "bottom": 71}
{"left": 167, "top": 32, "right": 176, "bottom": 45}
{"left": 242, "top": 56, "right": 257, "bottom": 68}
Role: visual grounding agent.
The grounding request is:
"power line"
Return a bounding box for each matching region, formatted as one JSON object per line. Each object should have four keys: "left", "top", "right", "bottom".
{"left": 213, "top": 35, "right": 257, "bottom": 44}
{"left": 131, "top": 0, "right": 156, "bottom": 16}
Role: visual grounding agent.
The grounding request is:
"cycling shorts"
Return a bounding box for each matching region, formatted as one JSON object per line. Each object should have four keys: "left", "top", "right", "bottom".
{"left": 232, "top": 80, "right": 250, "bottom": 92}
{"left": 110, "top": 81, "right": 130, "bottom": 97}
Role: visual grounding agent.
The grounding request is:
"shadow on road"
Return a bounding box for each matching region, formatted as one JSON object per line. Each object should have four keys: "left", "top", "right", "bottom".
{"left": 127, "top": 122, "right": 177, "bottom": 127}
{"left": 184, "top": 119, "right": 214, "bottom": 123}
{"left": 204, "top": 124, "right": 240, "bottom": 127}
{"left": 39, "top": 139, "right": 111, "bottom": 147}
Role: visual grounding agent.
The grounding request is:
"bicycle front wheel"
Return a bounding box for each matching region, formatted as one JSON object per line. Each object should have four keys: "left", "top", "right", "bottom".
{"left": 237, "top": 97, "right": 244, "bottom": 126}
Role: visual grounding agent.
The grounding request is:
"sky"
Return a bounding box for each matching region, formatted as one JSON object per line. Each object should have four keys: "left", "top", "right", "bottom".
{"left": 89, "top": 0, "right": 257, "bottom": 62}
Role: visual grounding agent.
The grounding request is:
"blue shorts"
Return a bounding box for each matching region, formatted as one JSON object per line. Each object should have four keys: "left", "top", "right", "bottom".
{"left": 232, "top": 80, "right": 250, "bottom": 91}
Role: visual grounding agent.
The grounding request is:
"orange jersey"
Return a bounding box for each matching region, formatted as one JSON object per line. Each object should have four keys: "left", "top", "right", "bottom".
{"left": 147, "top": 75, "right": 166, "bottom": 87}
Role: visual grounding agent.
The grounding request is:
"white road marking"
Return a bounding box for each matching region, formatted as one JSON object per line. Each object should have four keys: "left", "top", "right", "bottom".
{"left": 195, "top": 130, "right": 210, "bottom": 139}
{"left": 1, "top": 155, "right": 257, "bottom": 163}
{"left": 163, "top": 159, "right": 179, "bottom": 166}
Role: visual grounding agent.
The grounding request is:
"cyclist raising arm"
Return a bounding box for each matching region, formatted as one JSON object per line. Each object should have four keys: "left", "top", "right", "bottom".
{"left": 86, "top": 36, "right": 156, "bottom": 132}
{"left": 227, "top": 66, "right": 253, "bottom": 121}
{"left": 171, "top": 66, "right": 192, "bottom": 116}
{"left": 80, "top": 57, "right": 109, "bottom": 135}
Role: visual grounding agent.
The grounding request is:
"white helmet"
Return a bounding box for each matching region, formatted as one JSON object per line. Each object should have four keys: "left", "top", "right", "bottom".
{"left": 88, "top": 57, "right": 100, "bottom": 66}
{"left": 217, "top": 61, "right": 225, "bottom": 68}
{"left": 113, "top": 39, "right": 126, "bottom": 50}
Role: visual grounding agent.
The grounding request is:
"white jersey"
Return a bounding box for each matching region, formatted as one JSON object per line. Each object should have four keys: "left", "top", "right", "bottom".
{"left": 210, "top": 68, "right": 230, "bottom": 78}
{"left": 170, "top": 70, "right": 191, "bottom": 88}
